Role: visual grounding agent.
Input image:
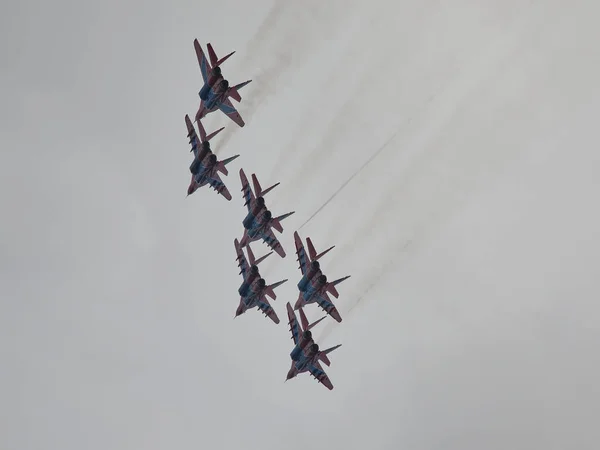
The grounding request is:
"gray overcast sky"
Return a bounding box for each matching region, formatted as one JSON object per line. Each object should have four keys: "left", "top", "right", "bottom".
{"left": 2, "top": 0, "right": 600, "bottom": 449}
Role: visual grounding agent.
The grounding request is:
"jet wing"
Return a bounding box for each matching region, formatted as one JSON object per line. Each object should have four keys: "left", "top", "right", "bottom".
{"left": 194, "top": 39, "right": 210, "bottom": 83}
{"left": 256, "top": 297, "right": 280, "bottom": 324}
{"left": 294, "top": 232, "right": 309, "bottom": 276}
{"left": 205, "top": 173, "right": 232, "bottom": 200}
{"left": 260, "top": 227, "right": 286, "bottom": 258}
{"left": 234, "top": 239, "right": 250, "bottom": 281}
{"left": 313, "top": 292, "right": 342, "bottom": 323}
{"left": 286, "top": 302, "right": 301, "bottom": 345}
{"left": 218, "top": 97, "right": 246, "bottom": 127}
{"left": 185, "top": 114, "right": 203, "bottom": 159}
{"left": 239, "top": 169, "right": 255, "bottom": 212}
{"left": 308, "top": 361, "right": 334, "bottom": 390}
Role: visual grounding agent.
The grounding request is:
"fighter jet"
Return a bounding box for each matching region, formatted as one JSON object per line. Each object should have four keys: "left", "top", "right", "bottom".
{"left": 234, "top": 238, "right": 273, "bottom": 297}
{"left": 285, "top": 302, "right": 341, "bottom": 390}
{"left": 193, "top": 39, "right": 252, "bottom": 127}
{"left": 185, "top": 115, "right": 239, "bottom": 199}
{"left": 293, "top": 231, "right": 350, "bottom": 323}
{"left": 238, "top": 169, "right": 295, "bottom": 257}
{"left": 233, "top": 238, "right": 287, "bottom": 324}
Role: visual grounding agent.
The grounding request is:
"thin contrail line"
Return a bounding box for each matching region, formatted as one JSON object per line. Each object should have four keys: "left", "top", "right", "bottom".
{"left": 298, "top": 127, "right": 402, "bottom": 230}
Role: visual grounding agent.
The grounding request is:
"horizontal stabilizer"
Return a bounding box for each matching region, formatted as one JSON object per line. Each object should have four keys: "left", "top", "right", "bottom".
{"left": 318, "top": 344, "right": 342, "bottom": 366}
{"left": 216, "top": 50, "right": 235, "bottom": 67}
{"left": 206, "top": 42, "right": 235, "bottom": 68}
{"left": 265, "top": 279, "right": 288, "bottom": 300}
{"left": 217, "top": 154, "right": 240, "bottom": 175}
{"left": 205, "top": 126, "right": 225, "bottom": 142}
{"left": 207, "top": 42, "right": 235, "bottom": 68}
{"left": 247, "top": 243, "right": 273, "bottom": 266}
{"left": 253, "top": 250, "right": 273, "bottom": 266}
{"left": 305, "top": 315, "right": 327, "bottom": 332}
{"left": 306, "top": 237, "right": 335, "bottom": 262}
{"left": 326, "top": 275, "right": 351, "bottom": 298}
{"left": 228, "top": 79, "right": 252, "bottom": 103}
{"left": 321, "top": 344, "right": 342, "bottom": 356}
{"left": 251, "top": 173, "right": 280, "bottom": 198}
{"left": 261, "top": 182, "right": 280, "bottom": 197}
{"left": 271, "top": 211, "right": 295, "bottom": 234}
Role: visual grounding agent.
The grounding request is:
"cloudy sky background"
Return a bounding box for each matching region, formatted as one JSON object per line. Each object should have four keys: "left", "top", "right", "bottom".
{"left": 2, "top": 0, "right": 600, "bottom": 449}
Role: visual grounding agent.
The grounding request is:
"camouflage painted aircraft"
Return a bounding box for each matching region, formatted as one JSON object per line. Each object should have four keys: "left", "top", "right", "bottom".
{"left": 292, "top": 231, "right": 350, "bottom": 323}
{"left": 285, "top": 302, "right": 341, "bottom": 390}
{"left": 193, "top": 39, "right": 252, "bottom": 127}
{"left": 238, "top": 169, "right": 294, "bottom": 257}
{"left": 185, "top": 115, "right": 239, "bottom": 199}
{"left": 233, "top": 238, "right": 287, "bottom": 324}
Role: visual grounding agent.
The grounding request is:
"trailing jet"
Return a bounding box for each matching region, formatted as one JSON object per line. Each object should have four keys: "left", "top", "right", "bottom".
{"left": 293, "top": 231, "right": 350, "bottom": 323}
{"left": 287, "top": 303, "right": 327, "bottom": 361}
{"left": 234, "top": 238, "right": 273, "bottom": 297}
{"left": 193, "top": 39, "right": 252, "bottom": 127}
{"left": 185, "top": 115, "right": 239, "bottom": 200}
{"left": 285, "top": 302, "right": 341, "bottom": 390}
{"left": 238, "top": 169, "right": 295, "bottom": 258}
{"left": 233, "top": 238, "right": 287, "bottom": 324}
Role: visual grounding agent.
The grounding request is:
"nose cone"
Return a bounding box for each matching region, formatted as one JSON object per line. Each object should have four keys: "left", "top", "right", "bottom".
{"left": 187, "top": 184, "right": 195, "bottom": 196}
{"left": 286, "top": 368, "right": 296, "bottom": 380}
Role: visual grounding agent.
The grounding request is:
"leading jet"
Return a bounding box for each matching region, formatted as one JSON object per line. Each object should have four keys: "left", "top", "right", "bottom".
{"left": 293, "top": 231, "right": 350, "bottom": 323}
{"left": 285, "top": 302, "right": 341, "bottom": 390}
{"left": 238, "top": 169, "right": 295, "bottom": 258}
{"left": 193, "top": 39, "right": 252, "bottom": 127}
{"left": 233, "top": 238, "right": 287, "bottom": 324}
{"left": 185, "top": 115, "right": 239, "bottom": 200}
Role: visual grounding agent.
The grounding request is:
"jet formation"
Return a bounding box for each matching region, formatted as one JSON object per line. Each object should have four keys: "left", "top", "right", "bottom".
{"left": 184, "top": 40, "right": 351, "bottom": 390}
